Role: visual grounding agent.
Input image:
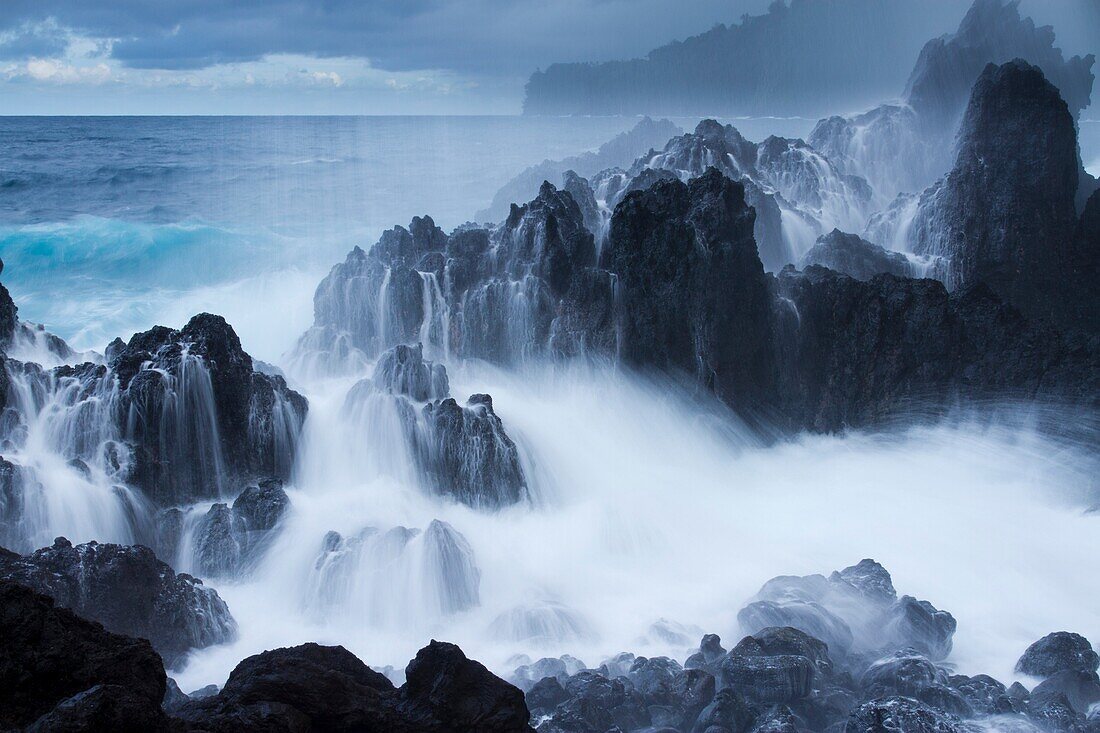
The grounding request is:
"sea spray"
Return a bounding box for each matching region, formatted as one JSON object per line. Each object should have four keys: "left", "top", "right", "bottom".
{"left": 171, "top": 359, "right": 1100, "bottom": 694}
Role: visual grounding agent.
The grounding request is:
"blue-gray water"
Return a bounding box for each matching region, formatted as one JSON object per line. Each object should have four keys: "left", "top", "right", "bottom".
{"left": 1, "top": 114, "right": 1097, "bottom": 360}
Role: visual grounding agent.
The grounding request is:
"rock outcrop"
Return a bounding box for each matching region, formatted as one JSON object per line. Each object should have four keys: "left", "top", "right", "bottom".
{"left": 189, "top": 479, "right": 290, "bottom": 578}
{"left": 341, "top": 344, "right": 528, "bottom": 508}
{"left": 0, "top": 580, "right": 171, "bottom": 731}
{"left": 603, "top": 120, "right": 873, "bottom": 271}
{"left": 904, "top": 60, "right": 1092, "bottom": 329}
{"left": 295, "top": 182, "right": 615, "bottom": 373}
{"left": 800, "top": 229, "right": 913, "bottom": 281}
{"left": 1016, "top": 632, "right": 1100, "bottom": 679}
{"left": 0, "top": 537, "right": 236, "bottom": 666}
{"left": 478, "top": 118, "right": 682, "bottom": 224}
{"left": 605, "top": 169, "right": 776, "bottom": 418}
{"left": 810, "top": 0, "right": 1095, "bottom": 201}
{"left": 114, "top": 313, "right": 308, "bottom": 504}
{"left": 177, "top": 640, "right": 533, "bottom": 732}
{"left": 2, "top": 579, "right": 530, "bottom": 732}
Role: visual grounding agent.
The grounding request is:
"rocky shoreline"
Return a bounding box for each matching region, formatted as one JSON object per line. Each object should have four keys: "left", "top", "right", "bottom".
{"left": 3, "top": 555, "right": 1097, "bottom": 732}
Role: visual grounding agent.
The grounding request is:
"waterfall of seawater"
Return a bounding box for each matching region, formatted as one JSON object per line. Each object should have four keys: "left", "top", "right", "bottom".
{"left": 1, "top": 362, "right": 142, "bottom": 551}
{"left": 163, "top": 356, "right": 1099, "bottom": 695}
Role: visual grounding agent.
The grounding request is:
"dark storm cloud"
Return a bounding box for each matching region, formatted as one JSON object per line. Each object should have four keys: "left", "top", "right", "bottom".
{"left": 0, "top": 22, "right": 70, "bottom": 60}
{"left": 0, "top": 0, "right": 758, "bottom": 73}
{"left": 0, "top": 0, "right": 1093, "bottom": 81}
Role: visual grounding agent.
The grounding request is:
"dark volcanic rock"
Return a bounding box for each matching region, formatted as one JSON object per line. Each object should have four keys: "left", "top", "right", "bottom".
{"left": 113, "top": 313, "right": 308, "bottom": 505}
{"left": 801, "top": 229, "right": 913, "bottom": 281}
{"left": 811, "top": 0, "right": 1096, "bottom": 200}
{"left": 771, "top": 267, "right": 1100, "bottom": 432}
{"left": 541, "top": 670, "right": 649, "bottom": 733}
{"left": 179, "top": 639, "right": 533, "bottom": 732}
{"left": 732, "top": 626, "right": 835, "bottom": 680}
{"left": 844, "top": 696, "right": 965, "bottom": 733}
{"left": 859, "top": 650, "right": 970, "bottom": 716}
{"left": 191, "top": 479, "right": 291, "bottom": 578}
{"left": 686, "top": 633, "right": 728, "bottom": 674}
{"left": 233, "top": 478, "right": 292, "bottom": 533}
{"left": 416, "top": 394, "right": 528, "bottom": 508}
{"left": 0, "top": 271, "right": 17, "bottom": 348}
{"left": 178, "top": 642, "right": 396, "bottom": 731}
{"left": 525, "top": 675, "right": 569, "bottom": 716}
{"left": 563, "top": 170, "right": 604, "bottom": 238}
{"left": 403, "top": 639, "right": 533, "bottom": 732}
{"left": 738, "top": 599, "right": 855, "bottom": 660}
{"left": 373, "top": 342, "right": 449, "bottom": 402}
{"left": 1028, "top": 670, "right": 1100, "bottom": 716}
{"left": 605, "top": 168, "right": 775, "bottom": 417}
{"left": 0, "top": 580, "right": 168, "bottom": 730}
{"left": 948, "top": 673, "right": 1019, "bottom": 716}
{"left": 830, "top": 559, "right": 897, "bottom": 604}
{"left": 692, "top": 687, "right": 754, "bottom": 733}
{"left": 908, "top": 60, "right": 1095, "bottom": 329}
{"left": 299, "top": 183, "right": 615, "bottom": 370}
{"left": 1016, "top": 632, "right": 1100, "bottom": 679}
{"left": 720, "top": 653, "right": 816, "bottom": 704}
{"left": 883, "top": 596, "right": 956, "bottom": 661}
{"left": 0, "top": 537, "right": 236, "bottom": 666}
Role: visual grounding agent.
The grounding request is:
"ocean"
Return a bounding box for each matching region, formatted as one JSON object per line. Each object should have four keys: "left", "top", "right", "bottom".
{"left": 2, "top": 115, "right": 1099, "bottom": 691}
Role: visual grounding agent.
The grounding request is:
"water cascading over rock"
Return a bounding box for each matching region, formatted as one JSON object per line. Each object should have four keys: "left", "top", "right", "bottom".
{"left": 306, "top": 519, "right": 481, "bottom": 625}
{"left": 809, "top": 0, "right": 1095, "bottom": 203}
{"left": 896, "top": 60, "right": 1098, "bottom": 331}
{"left": 589, "top": 119, "right": 874, "bottom": 270}
{"left": 0, "top": 261, "right": 308, "bottom": 555}
{"left": 294, "top": 182, "right": 615, "bottom": 373}
{"left": 341, "top": 343, "right": 528, "bottom": 508}
{"left": 112, "top": 313, "right": 307, "bottom": 505}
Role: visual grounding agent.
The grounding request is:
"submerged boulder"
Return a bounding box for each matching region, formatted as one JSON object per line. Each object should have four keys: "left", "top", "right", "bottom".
{"left": 0, "top": 537, "right": 236, "bottom": 667}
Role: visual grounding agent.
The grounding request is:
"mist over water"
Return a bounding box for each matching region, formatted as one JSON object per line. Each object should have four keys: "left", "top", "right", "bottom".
{"left": 166, "top": 356, "right": 1099, "bottom": 692}
{"left": 2, "top": 114, "right": 1098, "bottom": 708}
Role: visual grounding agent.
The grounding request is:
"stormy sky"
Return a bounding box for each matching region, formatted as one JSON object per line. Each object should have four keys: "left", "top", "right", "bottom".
{"left": 0, "top": 0, "right": 1095, "bottom": 114}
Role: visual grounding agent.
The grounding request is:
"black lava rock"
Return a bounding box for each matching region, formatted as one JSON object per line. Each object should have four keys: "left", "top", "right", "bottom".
{"left": 0, "top": 580, "right": 169, "bottom": 730}
{"left": 0, "top": 537, "right": 236, "bottom": 667}
{"left": 1016, "top": 632, "right": 1100, "bottom": 679}
{"left": 801, "top": 229, "right": 913, "bottom": 281}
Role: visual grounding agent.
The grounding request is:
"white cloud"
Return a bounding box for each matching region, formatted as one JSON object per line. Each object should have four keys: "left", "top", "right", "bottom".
{"left": 22, "top": 57, "right": 111, "bottom": 84}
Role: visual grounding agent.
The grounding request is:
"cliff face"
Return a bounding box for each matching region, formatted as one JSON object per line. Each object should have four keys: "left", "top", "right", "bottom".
{"left": 809, "top": 0, "right": 1095, "bottom": 202}
{"left": 523, "top": 0, "right": 957, "bottom": 118}
{"left": 907, "top": 60, "right": 1096, "bottom": 330}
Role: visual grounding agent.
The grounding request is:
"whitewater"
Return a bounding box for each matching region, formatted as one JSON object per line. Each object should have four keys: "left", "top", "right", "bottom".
{"left": 1, "top": 115, "right": 1098, "bottom": 698}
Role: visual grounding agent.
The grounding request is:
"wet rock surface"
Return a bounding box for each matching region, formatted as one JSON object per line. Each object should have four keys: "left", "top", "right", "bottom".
{"left": 905, "top": 60, "right": 1096, "bottom": 330}
{"left": 800, "top": 229, "right": 913, "bottom": 281}
{"left": 113, "top": 313, "right": 308, "bottom": 505}
{"left": 2, "top": 579, "right": 532, "bottom": 732}
{"left": 0, "top": 580, "right": 171, "bottom": 731}
{"left": 1016, "top": 632, "right": 1100, "bottom": 679}
{"left": 0, "top": 537, "right": 236, "bottom": 667}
